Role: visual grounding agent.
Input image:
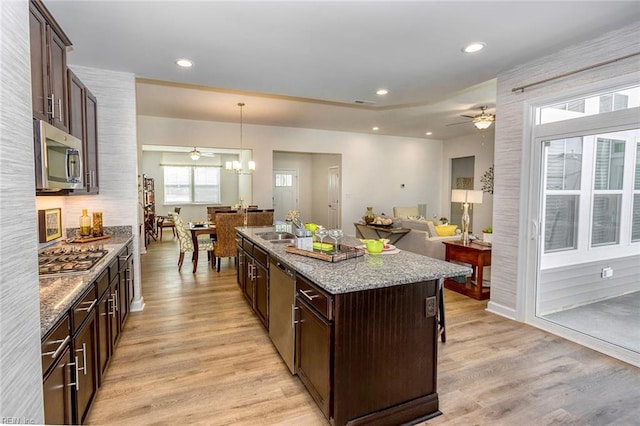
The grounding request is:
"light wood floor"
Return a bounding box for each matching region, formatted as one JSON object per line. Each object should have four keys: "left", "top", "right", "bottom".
{"left": 86, "top": 238, "right": 640, "bottom": 426}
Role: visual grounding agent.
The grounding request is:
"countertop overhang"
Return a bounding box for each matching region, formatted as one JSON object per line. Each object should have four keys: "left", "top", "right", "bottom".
{"left": 237, "top": 226, "right": 472, "bottom": 295}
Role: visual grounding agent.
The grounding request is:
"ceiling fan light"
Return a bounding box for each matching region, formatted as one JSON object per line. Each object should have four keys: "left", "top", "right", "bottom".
{"left": 473, "top": 118, "right": 493, "bottom": 130}
{"left": 189, "top": 147, "right": 201, "bottom": 160}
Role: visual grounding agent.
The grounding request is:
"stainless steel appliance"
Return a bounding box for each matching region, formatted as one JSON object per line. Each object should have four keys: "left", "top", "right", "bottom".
{"left": 39, "top": 246, "right": 109, "bottom": 275}
{"left": 34, "top": 119, "right": 83, "bottom": 191}
{"left": 269, "top": 257, "right": 296, "bottom": 374}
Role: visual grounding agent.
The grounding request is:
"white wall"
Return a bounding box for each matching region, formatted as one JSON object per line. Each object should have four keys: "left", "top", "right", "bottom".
{"left": 137, "top": 115, "right": 445, "bottom": 236}
{"left": 491, "top": 21, "right": 640, "bottom": 318}
{"left": 0, "top": 1, "right": 44, "bottom": 421}
{"left": 443, "top": 130, "right": 495, "bottom": 233}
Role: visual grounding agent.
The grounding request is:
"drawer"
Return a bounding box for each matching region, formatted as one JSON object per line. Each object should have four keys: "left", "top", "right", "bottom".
{"left": 253, "top": 245, "right": 268, "bottom": 268}
{"left": 242, "top": 238, "right": 254, "bottom": 256}
{"left": 41, "top": 315, "right": 70, "bottom": 376}
{"left": 296, "top": 276, "right": 332, "bottom": 320}
{"left": 71, "top": 284, "right": 97, "bottom": 335}
{"left": 96, "top": 268, "right": 110, "bottom": 298}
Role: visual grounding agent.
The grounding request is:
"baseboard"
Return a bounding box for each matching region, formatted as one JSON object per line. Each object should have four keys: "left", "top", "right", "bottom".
{"left": 486, "top": 301, "right": 516, "bottom": 320}
{"left": 130, "top": 297, "right": 145, "bottom": 312}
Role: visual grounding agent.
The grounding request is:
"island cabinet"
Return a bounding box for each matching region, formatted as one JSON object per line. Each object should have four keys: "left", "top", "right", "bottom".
{"left": 29, "top": 0, "right": 71, "bottom": 132}
{"left": 42, "top": 316, "right": 72, "bottom": 425}
{"left": 239, "top": 236, "right": 270, "bottom": 328}
{"left": 295, "top": 275, "right": 440, "bottom": 426}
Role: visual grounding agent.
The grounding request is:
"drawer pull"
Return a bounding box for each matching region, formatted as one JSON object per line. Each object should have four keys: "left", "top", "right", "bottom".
{"left": 76, "top": 298, "right": 97, "bottom": 313}
{"left": 42, "top": 335, "right": 70, "bottom": 359}
{"left": 75, "top": 343, "right": 87, "bottom": 375}
{"left": 291, "top": 305, "right": 299, "bottom": 328}
{"left": 299, "top": 289, "right": 319, "bottom": 301}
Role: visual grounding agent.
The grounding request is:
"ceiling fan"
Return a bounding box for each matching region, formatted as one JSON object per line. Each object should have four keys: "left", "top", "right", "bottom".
{"left": 447, "top": 106, "right": 496, "bottom": 130}
{"left": 188, "top": 147, "right": 218, "bottom": 160}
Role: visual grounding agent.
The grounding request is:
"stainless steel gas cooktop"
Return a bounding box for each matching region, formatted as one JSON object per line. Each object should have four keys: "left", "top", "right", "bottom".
{"left": 38, "top": 246, "right": 109, "bottom": 276}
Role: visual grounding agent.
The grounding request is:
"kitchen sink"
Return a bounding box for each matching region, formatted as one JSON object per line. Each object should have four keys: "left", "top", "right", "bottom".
{"left": 256, "top": 232, "right": 296, "bottom": 244}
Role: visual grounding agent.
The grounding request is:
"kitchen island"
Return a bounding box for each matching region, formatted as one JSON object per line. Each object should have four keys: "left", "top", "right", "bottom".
{"left": 236, "top": 226, "right": 471, "bottom": 426}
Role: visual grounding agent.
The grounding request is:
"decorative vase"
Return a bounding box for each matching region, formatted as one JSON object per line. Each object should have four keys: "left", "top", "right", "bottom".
{"left": 92, "top": 212, "right": 103, "bottom": 237}
{"left": 79, "top": 209, "right": 91, "bottom": 237}
{"left": 363, "top": 207, "right": 375, "bottom": 224}
{"left": 483, "top": 232, "right": 492, "bottom": 244}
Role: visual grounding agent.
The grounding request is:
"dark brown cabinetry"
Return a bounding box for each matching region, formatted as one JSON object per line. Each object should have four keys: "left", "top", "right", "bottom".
{"left": 42, "top": 241, "right": 134, "bottom": 424}
{"left": 29, "top": 0, "right": 71, "bottom": 133}
{"left": 295, "top": 272, "right": 440, "bottom": 425}
{"left": 71, "top": 286, "right": 98, "bottom": 425}
{"left": 238, "top": 237, "right": 269, "bottom": 328}
{"left": 68, "top": 69, "right": 99, "bottom": 194}
{"left": 42, "top": 316, "right": 72, "bottom": 425}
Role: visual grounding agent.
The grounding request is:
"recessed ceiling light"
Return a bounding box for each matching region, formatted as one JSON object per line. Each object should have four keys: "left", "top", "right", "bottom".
{"left": 376, "top": 89, "right": 388, "bottom": 95}
{"left": 372, "top": 126, "right": 379, "bottom": 131}
{"left": 462, "top": 42, "right": 485, "bottom": 53}
{"left": 426, "top": 132, "right": 433, "bottom": 136}
{"left": 176, "top": 58, "right": 193, "bottom": 68}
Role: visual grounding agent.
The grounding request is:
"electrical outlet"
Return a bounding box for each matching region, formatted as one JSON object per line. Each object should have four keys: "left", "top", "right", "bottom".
{"left": 601, "top": 267, "right": 613, "bottom": 278}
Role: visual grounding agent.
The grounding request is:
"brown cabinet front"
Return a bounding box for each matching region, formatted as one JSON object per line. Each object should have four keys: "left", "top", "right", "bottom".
{"left": 254, "top": 261, "right": 269, "bottom": 327}
{"left": 295, "top": 297, "right": 332, "bottom": 419}
{"left": 43, "top": 345, "right": 73, "bottom": 425}
{"left": 72, "top": 310, "right": 98, "bottom": 424}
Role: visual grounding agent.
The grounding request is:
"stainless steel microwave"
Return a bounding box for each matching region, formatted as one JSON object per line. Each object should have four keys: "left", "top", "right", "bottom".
{"left": 34, "top": 120, "right": 83, "bottom": 191}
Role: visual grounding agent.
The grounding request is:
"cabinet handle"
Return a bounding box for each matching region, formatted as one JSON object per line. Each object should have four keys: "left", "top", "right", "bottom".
{"left": 76, "top": 298, "right": 97, "bottom": 313}
{"left": 291, "top": 305, "right": 299, "bottom": 329}
{"left": 68, "top": 357, "right": 80, "bottom": 390}
{"left": 42, "top": 335, "right": 70, "bottom": 359}
{"left": 114, "top": 290, "right": 119, "bottom": 312}
{"left": 109, "top": 293, "right": 117, "bottom": 316}
{"left": 58, "top": 98, "right": 63, "bottom": 123}
{"left": 47, "top": 94, "right": 56, "bottom": 119}
{"left": 76, "top": 343, "right": 87, "bottom": 375}
{"left": 299, "top": 289, "right": 319, "bottom": 301}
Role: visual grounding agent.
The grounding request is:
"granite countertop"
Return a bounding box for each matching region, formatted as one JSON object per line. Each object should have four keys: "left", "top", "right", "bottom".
{"left": 237, "top": 226, "right": 472, "bottom": 295}
{"left": 39, "top": 234, "right": 132, "bottom": 338}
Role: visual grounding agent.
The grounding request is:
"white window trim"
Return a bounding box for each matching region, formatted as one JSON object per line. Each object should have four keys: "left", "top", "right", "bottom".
{"left": 163, "top": 165, "right": 221, "bottom": 205}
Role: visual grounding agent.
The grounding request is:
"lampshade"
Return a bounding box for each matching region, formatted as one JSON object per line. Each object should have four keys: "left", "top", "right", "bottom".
{"left": 189, "top": 147, "right": 201, "bottom": 160}
{"left": 451, "top": 189, "right": 483, "bottom": 204}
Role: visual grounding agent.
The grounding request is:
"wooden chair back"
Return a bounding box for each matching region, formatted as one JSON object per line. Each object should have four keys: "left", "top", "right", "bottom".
{"left": 213, "top": 212, "right": 245, "bottom": 259}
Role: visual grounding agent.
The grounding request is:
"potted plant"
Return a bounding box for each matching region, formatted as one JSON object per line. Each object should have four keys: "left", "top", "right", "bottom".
{"left": 482, "top": 226, "right": 493, "bottom": 243}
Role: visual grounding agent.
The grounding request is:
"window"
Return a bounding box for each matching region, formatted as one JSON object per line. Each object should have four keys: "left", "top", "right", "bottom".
{"left": 275, "top": 173, "right": 293, "bottom": 187}
{"left": 164, "top": 166, "right": 220, "bottom": 204}
{"left": 633, "top": 143, "right": 640, "bottom": 242}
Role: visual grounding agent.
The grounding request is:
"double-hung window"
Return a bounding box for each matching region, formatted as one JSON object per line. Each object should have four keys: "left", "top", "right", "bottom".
{"left": 164, "top": 166, "right": 220, "bottom": 204}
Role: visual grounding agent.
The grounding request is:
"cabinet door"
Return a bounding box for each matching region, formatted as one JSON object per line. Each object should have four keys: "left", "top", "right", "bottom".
{"left": 84, "top": 89, "right": 99, "bottom": 193}
{"left": 29, "top": 4, "right": 48, "bottom": 122}
{"left": 118, "top": 261, "right": 129, "bottom": 326}
{"left": 254, "top": 262, "right": 269, "bottom": 328}
{"left": 237, "top": 244, "right": 245, "bottom": 290}
{"left": 47, "top": 26, "right": 69, "bottom": 132}
{"left": 43, "top": 346, "right": 73, "bottom": 425}
{"left": 67, "top": 69, "right": 83, "bottom": 140}
{"left": 73, "top": 311, "right": 98, "bottom": 425}
{"left": 295, "top": 299, "right": 332, "bottom": 419}
{"left": 97, "top": 289, "right": 111, "bottom": 381}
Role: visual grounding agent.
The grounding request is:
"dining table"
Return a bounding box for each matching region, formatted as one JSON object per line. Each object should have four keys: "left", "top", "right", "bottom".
{"left": 188, "top": 222, "right": 216, "bottom": 272}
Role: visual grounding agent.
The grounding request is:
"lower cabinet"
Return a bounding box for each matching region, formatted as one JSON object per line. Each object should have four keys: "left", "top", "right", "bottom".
{"left": 238, "top": 238, "right": 269, "bottom": 328}
{"left": 42, "top": 241, "right": 135, "bottom": 424}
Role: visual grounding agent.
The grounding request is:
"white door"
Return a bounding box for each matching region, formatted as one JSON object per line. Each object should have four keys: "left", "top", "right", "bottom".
{"left": 328, "top": 166, "right": 341, "bottom": 229}
{"left": 273, "top": 169, "right": 298, "bottom": 222}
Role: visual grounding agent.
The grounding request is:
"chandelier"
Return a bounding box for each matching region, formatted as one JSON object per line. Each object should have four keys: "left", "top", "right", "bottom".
{"left": 225, "top": 103, "right": 256, "bottom": 173}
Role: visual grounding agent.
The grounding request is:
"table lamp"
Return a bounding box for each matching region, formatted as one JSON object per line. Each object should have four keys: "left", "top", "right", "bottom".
{"left": 451, "top": 189, "right": 483, "bottom": 245}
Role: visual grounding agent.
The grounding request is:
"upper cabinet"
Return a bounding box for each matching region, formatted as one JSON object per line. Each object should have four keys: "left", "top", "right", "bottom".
{"left": 68, "top": 69, "right": 99, "bottom": 194}
{"left": 29, "top": 0, "right": 72, "bottom": 133}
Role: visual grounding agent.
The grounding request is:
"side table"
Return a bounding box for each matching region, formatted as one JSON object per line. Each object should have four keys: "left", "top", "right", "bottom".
{"left": 442, "top": 241, "right": 491, "bottom": 300}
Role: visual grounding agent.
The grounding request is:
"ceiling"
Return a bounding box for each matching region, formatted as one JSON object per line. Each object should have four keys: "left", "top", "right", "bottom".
{"left": 46, "top": 1, "right": 639, "bottom": 140}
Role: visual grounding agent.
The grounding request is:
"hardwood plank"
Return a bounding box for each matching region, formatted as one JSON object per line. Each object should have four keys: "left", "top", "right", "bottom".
{"left": 86, "top": 239, "right": 640, "bottom": 425}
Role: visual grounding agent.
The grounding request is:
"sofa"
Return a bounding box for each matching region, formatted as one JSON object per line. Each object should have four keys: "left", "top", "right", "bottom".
{"left": 393, "top": 218, "right": 460, "bottom": 260}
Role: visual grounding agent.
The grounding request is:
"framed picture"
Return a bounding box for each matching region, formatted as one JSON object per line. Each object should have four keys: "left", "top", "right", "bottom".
{"left": 38, "top": 208, "right": 62, "bottom": 242}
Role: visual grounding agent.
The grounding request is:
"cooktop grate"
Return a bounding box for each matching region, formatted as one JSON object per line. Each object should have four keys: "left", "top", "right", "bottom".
{"left": 39, "top": 247, "right": 109, "bottom": 276}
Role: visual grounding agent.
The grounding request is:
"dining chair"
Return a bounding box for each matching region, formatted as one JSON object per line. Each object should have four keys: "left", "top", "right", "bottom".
{"left": 213, "top": 212, "right": 245, "bottom": 272}
{"left": 157, "top": 212, "right": 176, "bottom": 240}
{"left": 174, "top": 214, "right": 215, "bottom": 272}
{"left": 246, "top": 210, "right": 274, "bottom": 226}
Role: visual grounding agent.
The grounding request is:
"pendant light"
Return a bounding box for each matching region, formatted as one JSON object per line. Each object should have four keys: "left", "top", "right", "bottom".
{"left": 225, "top": 103, "right": 255, "bottom": 173}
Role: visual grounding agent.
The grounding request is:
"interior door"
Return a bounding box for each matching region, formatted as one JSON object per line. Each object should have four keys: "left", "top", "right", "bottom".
{"left": 273, "top": 169, "right": 298, "bottom": 222}
{"left": 328, "top": 166, "right": 340, "bottom": 229}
